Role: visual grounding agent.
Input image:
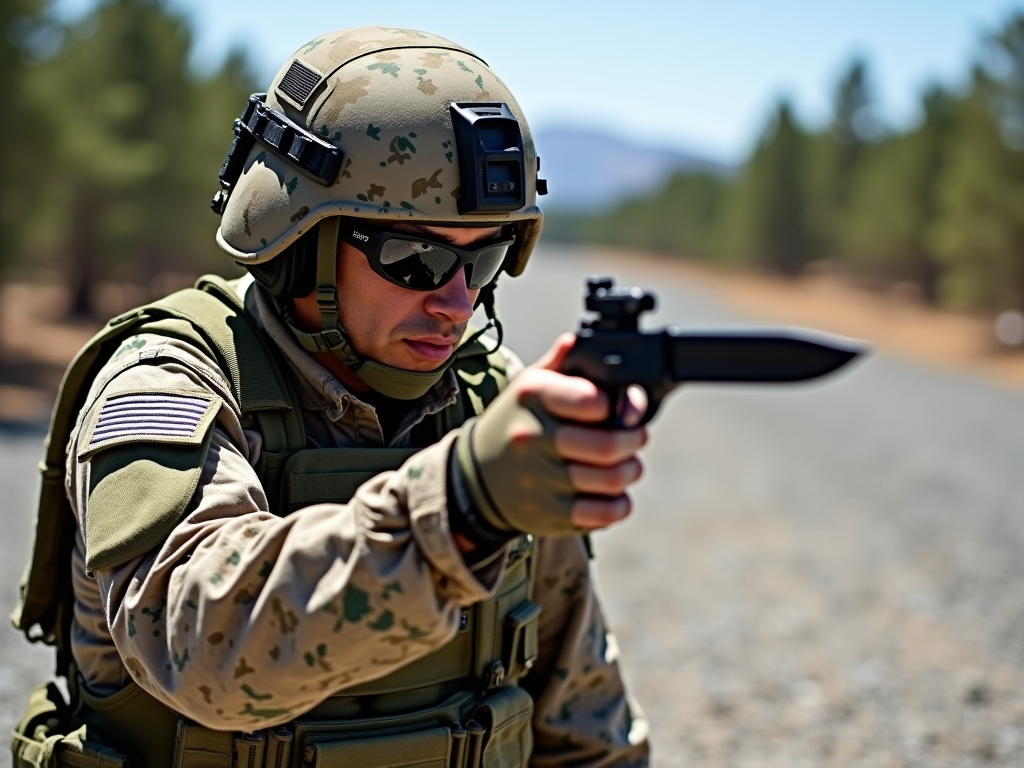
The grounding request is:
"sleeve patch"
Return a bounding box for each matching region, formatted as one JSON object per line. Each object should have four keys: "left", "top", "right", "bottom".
{"left": 90, "top": 393, "right": 209, "bottom": 443}
{"left": 79, "top": 391, "right": 221, "bottom": 459}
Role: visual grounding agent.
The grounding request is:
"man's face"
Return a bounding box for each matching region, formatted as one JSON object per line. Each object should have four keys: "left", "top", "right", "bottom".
{"left": 335, "top": 223, "right": 503, "bottom": 372}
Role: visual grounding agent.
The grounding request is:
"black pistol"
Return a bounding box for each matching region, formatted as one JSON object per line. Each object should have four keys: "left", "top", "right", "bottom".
{"left": 561, "top": 277, "right": 864, "bottom": 427}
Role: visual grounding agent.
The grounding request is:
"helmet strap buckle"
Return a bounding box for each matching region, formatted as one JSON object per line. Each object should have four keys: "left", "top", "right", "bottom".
{"left": 320, "top": 328, "right": 346, "bottom": 351}
{"left": 315, "top": 285, "right": 338, "bottom": 312}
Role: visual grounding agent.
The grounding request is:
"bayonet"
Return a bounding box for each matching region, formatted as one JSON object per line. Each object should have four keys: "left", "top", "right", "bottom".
{"left": 562, "top": 277, "right": 864, "bottom": 427}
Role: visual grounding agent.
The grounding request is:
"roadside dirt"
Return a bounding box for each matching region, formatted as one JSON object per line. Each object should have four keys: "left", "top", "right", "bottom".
{"left": 2, "top": 252, "right": 1022, "bottom": 425}
{"left": 0, "top": 282, "right": 101, "bottom": 426}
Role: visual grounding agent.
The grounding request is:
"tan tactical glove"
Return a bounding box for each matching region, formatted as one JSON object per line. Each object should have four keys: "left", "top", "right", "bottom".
{"left": 452, "top": 335, "right": 645, "bottom": 538}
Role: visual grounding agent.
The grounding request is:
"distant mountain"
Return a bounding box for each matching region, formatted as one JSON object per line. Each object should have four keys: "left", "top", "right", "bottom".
{"left": 533, "top": 127, "right": 733, "bottom": 213}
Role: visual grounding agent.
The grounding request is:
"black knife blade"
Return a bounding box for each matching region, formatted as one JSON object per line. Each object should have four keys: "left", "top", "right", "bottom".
{"left": 667, "top": 328, "right": 864, "bottom": 383}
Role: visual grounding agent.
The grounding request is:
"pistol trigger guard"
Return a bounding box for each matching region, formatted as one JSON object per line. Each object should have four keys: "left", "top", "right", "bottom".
{"left": 637, "top": 389, "right": 660, "bottom": 427}
{"left": 605, "top": 382, "right": 668, "bottom": 429}
{"left": 636, "top": 382, "right": 673, "bottom": 427}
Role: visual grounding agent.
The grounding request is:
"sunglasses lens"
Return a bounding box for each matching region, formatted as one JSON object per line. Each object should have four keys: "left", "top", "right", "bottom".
{"left": 379, "top": 240, "right": 460, "bottom": 288}
{"left": 466, "top": 244, "right": 509, "bottom": 289}
{"left": 376, "top": 238, "right": 511, "bottom": 290}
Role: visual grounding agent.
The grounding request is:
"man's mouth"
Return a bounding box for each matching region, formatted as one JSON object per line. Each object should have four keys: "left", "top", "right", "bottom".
{"left": 403, "top": 336, "right": 459, "bottom": 362}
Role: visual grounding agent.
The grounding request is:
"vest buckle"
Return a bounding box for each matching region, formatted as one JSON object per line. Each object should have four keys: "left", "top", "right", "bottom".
{"left": 485, "top": 659, "right": 506, "bottom": 689}
{"left": 503, "top": 600, "right": 541, "bottom": 678}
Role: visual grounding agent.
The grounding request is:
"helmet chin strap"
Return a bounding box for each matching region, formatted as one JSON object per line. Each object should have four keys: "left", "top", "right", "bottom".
{"left": 286, "top": 218, "right": 460, "bottom": 400}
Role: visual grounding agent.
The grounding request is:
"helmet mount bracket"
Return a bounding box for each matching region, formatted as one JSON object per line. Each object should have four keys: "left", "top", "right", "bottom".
{"left": 450, "top": 102, "right": 526, "bottom": 215}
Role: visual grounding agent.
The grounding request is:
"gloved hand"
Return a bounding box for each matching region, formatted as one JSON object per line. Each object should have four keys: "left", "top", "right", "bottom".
{"left": 454, "top": 333, "right": 647, "bottom": 537}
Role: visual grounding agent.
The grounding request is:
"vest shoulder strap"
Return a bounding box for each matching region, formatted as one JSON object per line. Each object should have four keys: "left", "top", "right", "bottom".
{"left": 435, "top": 336, "right": 510, "bottom": 436}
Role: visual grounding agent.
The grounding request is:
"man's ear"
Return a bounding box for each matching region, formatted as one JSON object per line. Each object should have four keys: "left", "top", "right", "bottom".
{"left": 247, "top": 222, "right": 321, "bottom": 299}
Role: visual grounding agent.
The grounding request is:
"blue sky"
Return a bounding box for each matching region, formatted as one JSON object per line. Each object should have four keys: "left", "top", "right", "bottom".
{"left": 53, "top": 0, "right": 1023, "bottom": 162}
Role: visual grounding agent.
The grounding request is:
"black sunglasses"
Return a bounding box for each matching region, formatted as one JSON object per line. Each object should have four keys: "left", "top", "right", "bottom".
{"left": 338, "top": 222, "right": 514, "bottom": 291}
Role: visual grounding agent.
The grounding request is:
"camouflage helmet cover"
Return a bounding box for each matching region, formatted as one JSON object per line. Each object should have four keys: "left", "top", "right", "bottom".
{"left": 216, "top": 27, "right": 543, "bottom": 277}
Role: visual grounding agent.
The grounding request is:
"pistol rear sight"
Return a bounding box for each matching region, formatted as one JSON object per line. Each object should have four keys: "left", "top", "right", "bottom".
{"left": 583, "top": 278, "right": 656, "bottom": 332}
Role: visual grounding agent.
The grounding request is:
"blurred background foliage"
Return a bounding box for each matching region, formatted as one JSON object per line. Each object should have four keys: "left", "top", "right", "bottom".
{"left": 0, "top": 0, "right": 253, "bottom": 317}
{"left": 0, "top": 0, "right": 1022, "bottom": 318}
{"left": 548, "top": 12, "right": 1024, "bottom": 316}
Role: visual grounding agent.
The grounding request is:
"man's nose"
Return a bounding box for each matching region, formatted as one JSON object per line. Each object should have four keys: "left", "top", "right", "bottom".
{"left": 424, "top": 267, "right": 475, "bottom": 323}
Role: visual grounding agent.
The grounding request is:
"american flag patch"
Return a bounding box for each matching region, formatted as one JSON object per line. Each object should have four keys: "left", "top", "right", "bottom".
{"left": 88, "top": 392, "right": 215, "bottom": 448}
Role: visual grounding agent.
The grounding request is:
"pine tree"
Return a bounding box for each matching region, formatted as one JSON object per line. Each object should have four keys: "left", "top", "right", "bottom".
{"left": 0, "top": 0, "right": 51, "bottom": 278}
{"left": 838, "top": 86, "right": 955, "bottom": 300}
{"left": 724, "top": 99, "right": 813, "bottom": 275}
{"left": 806, "top": 58, "right": 880, "bottom": 260}
{"left": 931, "top": 15, "right": 1024, "bottom": 311}
{"left": 23, "top": 0, "right": 254, "bottom": 316}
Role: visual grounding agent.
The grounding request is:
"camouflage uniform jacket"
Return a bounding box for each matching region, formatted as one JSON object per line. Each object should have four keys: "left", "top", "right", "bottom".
{"left": 65, "top": 281, "right": 650, "bottom": 766}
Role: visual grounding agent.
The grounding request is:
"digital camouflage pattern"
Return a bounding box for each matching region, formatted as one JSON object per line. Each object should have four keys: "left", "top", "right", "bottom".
{"left": 217, "top": 27, "right": 543, "bottom": 277}
{"left": 66, "top": 283, "right": 649, "bottom": 763}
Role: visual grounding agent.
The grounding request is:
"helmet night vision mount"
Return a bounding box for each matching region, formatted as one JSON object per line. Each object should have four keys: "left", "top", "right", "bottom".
{"left": 450, "top": 102, "right": 530, "bottom": 214}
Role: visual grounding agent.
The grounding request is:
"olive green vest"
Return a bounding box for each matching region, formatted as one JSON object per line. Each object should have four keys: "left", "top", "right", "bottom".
{"left": 12, "top": 276, "right": 538, "bottom": 768}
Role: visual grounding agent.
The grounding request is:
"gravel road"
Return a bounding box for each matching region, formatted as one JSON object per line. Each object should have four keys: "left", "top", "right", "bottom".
{"left": 3, "top": 245, "right": 1024, "bottom": 767}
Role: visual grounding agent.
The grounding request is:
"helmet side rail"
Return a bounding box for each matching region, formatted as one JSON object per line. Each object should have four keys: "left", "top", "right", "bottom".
{"left": 211, "top": 94, "right": 547, "bottom": 217}
{"left": 211, "top": 94, "right": 344, "bottom": 215}
{"left": 560, "top": 277, "right": 866, "bottom": 429}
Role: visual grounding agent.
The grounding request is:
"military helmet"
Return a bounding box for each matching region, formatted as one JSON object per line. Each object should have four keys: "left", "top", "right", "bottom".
{"left": 214, "top": 26, "right": 544, "bottom": 278}
{"left": 210, "top": 27, "right": 546, "bottom": 400}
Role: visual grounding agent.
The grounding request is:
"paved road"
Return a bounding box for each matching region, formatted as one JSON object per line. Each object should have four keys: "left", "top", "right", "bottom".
{"left": 0, "top": 429, "right": 57, "bottom": 737}
{"left": 3, "top": 245, "right": 1024, "bottom": 766}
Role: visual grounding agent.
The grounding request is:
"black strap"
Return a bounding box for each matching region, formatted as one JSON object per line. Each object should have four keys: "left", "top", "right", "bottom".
{"left": 455, "top": 280, "right": 504, "bottom": 358}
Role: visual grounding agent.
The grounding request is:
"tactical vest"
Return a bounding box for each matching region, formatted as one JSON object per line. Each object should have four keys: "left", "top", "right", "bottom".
{"left": 11, "top": 276, "right": 538, "bottom": 768}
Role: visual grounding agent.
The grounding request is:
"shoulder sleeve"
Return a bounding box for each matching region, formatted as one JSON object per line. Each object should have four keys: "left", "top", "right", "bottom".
{"left": 72, "top": 334, "right": 238, "bottom": 574}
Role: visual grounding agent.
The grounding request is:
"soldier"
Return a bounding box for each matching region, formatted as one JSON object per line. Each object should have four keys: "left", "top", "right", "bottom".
{"left": 13, "top": 26, "right": 650, "bottom": 768}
